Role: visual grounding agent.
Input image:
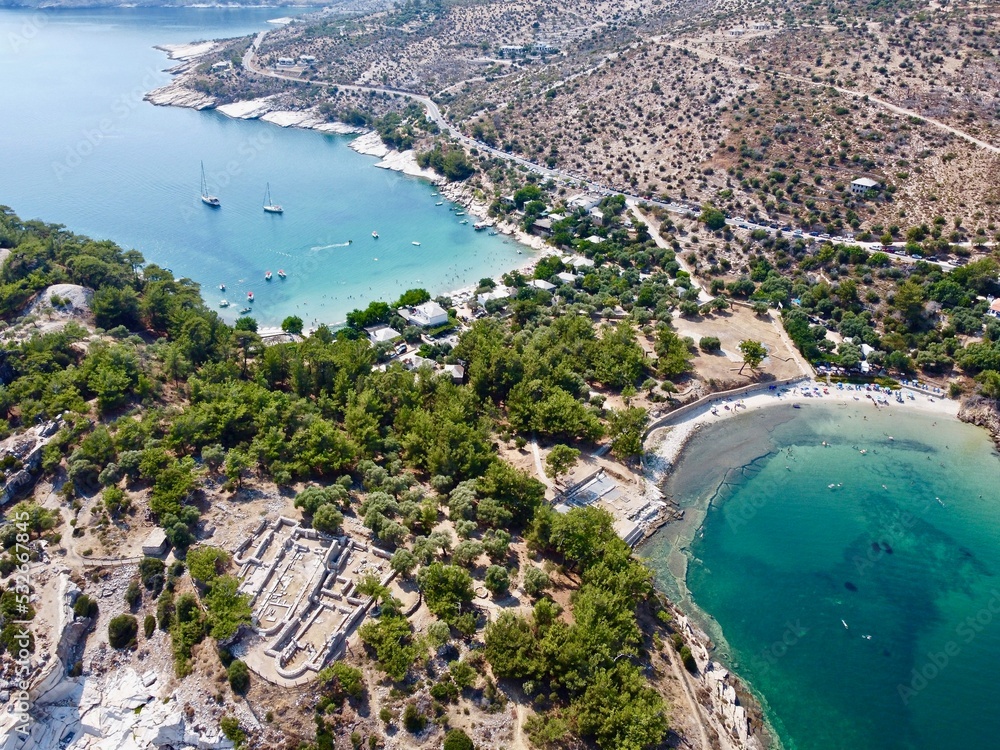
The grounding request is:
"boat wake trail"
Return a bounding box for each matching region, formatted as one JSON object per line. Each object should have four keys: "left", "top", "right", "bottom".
{"left": 310, "top": 242, "right": 352, "bottom": 251}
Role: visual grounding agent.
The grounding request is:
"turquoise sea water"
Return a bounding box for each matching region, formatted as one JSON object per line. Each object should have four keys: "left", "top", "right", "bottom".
{"left": 0, "top": 7, "right": 527, "bottom": 327}
{"left": 642, "top": 403, "right": 1000, "bottom": 750}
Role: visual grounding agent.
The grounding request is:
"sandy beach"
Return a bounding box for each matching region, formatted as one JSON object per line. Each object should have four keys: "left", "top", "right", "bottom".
{"left": 647, "top": 379, "right": 960, "bottom": 473}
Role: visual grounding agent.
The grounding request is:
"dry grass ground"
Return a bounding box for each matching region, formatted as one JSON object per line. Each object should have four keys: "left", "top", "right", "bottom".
{"left": 673, "top": 305, "right": 804, "bottom": 383}
{"left": 216, "top": 0, "right": 1000, "bottom": 236}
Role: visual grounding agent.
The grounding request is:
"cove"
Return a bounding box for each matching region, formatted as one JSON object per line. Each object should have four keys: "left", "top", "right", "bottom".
{"left": 0, "top": 7, "right": 528, "bottom": 328}
{"left": 642, "top": 402, "right": 1000, "bottom": 750}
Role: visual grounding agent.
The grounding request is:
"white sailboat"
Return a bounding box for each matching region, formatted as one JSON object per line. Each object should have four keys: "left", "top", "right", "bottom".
{"left": 263, "top": 183, "right": 283, "bottom": 214}
{"left": 200, "top": 162, "right": 220, "bottom": 207}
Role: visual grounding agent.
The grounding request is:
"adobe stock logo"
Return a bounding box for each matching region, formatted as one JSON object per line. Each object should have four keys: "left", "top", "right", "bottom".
{"left": 4, "top": 11, "right": 49, "bottom": 54}
{"left": 897, "top": 588, "right": 1000, "bottom": 705}
{"left": 51, "top": 68, "right": 163, "bottom": 181}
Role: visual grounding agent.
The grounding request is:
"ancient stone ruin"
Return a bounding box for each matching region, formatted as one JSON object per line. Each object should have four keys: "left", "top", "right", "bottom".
{"left": 234, "top": 517, "right": 393, "bottom": 682}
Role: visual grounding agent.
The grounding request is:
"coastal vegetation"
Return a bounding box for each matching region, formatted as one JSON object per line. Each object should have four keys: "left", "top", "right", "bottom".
{"left": 0, "top": 204, "right": 684, "bottom": 747}
{"left": 3, "top": 0, "right": 1000, "bottom": 746}
{"left": 5, "top": 164, "right": 998, "bottom": 743}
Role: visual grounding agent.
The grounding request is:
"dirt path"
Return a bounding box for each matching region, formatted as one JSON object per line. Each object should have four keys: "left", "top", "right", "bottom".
{"left": 529, "top": 437, "right": 553, "bottom": 490}
{"left": 766, "top": 310, "right": 813, "bottom": 378}
{"left": 662, "top": 642, "right": 713, "bottom": 750}
{"left": 652, "top": 37, "right": 998, "bottom": 155}
{"left": 775, "top": 72, "right": 999, "bottom": 154}
{"left": 629, "top": 204, "right": 712, "bottom": 303}
{"left": 511, "top": 701, "right": 531, "bottom": 750}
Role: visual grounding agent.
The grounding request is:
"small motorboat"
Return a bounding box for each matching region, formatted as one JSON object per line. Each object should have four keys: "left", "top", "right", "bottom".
{"left": 265, "top": 271, "right": 273, "bottom": 281}
{"left": 247, "top": 291, "right": 254, "bottom": 302}
{"left": 277, "top": 269, "right": 286, "bottom": 279}
{"left": 240, "top": 306, "right": 252, "bottom": 314}
{"left": 219, "top": 299, "right": 229, "bottom": 308}
{"left": 412, "top": 241, "right": 421, "bottom": 246}
{"left": 792, "top": 403, "right": 802, "bottom": 409}
{"left": 435, "top": 201, "right": 443, "bottom": 206}
{"left": 219, "top": 283, "right": 226, "bottom": 291}
{"left": 372, "top": 231, "right": 379, "bottom": 239}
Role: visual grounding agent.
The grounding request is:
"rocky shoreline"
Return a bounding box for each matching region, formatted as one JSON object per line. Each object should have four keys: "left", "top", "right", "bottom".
{"left": 666, "top": 599, "right": 772, "bottom": 750}
{"left": 958, "top": 395, "right": 1000, "bottom": 449}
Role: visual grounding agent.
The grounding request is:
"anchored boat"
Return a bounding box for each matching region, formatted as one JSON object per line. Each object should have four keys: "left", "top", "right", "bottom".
{"left": 263, "top": 183, "right": 283, "bottom": 214}
{"left": 200, "top": 162, "right": 220, "bottom": 207}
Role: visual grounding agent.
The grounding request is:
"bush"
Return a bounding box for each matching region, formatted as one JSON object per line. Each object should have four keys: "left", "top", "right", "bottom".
{"left": 124, "top": 580, "right": 141, "bottom": 609}
{"left": 108, "top": 614, "right": 138, "bottom": 649}
{"left": 327, "top": 661, "right": 364, "bottom": 699}
{"left": 522, "top": 566, "right": 550, "bottom": 598}
{"left": 227, "top": 659, "right": 250, "bottom": 694}
{"left": 312, "top": 504, "right": 344, "bottom": 535}
{"left": 144, "top": 614, "right": 156, "bottom": 638}
{"left": 680, "top": 645, "right": 697, "bottom": 672}
{"left": 402, "top": 702, "right": 426, "bottom": 733}
{"left": 139, "top": 556, "right": 165, "bottom": 596}
{"left": 73, "top": 594, "right": 98, "bottom": 620}
{"left": 157, "top": 590, "right": 175, "bottom": 630}
{"left": 186, "top": 546, "right": 229, "bottom": 586}
{"left": 484, "top": 565, "right": 510, "bottom": 597}
{"left": 219, "top": 716, "right": 246, "bottom": 749}
{"left": 699, "top": 336, "right": 721, "bottom": 352}
{"left": 449, "top": 659, "right": 477, "bottom": 689}
{"left": 443, "top": 728, "right": 475, "bottom": 750}
{"left": 430, "top": 677, "right": 459, "bottom": 702}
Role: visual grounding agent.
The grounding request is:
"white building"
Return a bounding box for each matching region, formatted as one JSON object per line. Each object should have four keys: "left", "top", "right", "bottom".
{"left": 570, "top": 256, "right": 596, "bottom": 269}
{"left": 402, "top": 301, "right": 449, "bottom": 327}
{"left": 989, "top": 299, "right": 1000, "bottom": 319}
{"left": 566, "top": 193, "right": 602, "bottom": 211}
{"left": 477, "top": 286, "right": 512, "bottom": 307}
{"left": 142, "top": 528, "right": 168, "bottom": 557}
{"left": 556, "top": 272, "right": 578, "bottom": 285}
{"left": 366, "top": 325, "right": 401, "bottom": 344}
{"left": 529, "top": 279, "right": 556, "bottom": 291}
{"left": 443, "top": 364, "right": 465, "bottom": 383}
{"left": 276, "top": 57, "right": 296, "bottom": 67}
{"left": 851, "top": 177, "right": 880, "bottom": 195}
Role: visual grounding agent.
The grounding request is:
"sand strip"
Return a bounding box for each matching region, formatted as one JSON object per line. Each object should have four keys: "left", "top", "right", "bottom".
{"left": 647, "top": 380, "right": 960, "bottom": 472}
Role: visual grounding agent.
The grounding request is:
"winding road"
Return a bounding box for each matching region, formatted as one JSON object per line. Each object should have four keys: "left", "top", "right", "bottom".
{"left": 240, "top": 30, "right": 995, "bottom": 267}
